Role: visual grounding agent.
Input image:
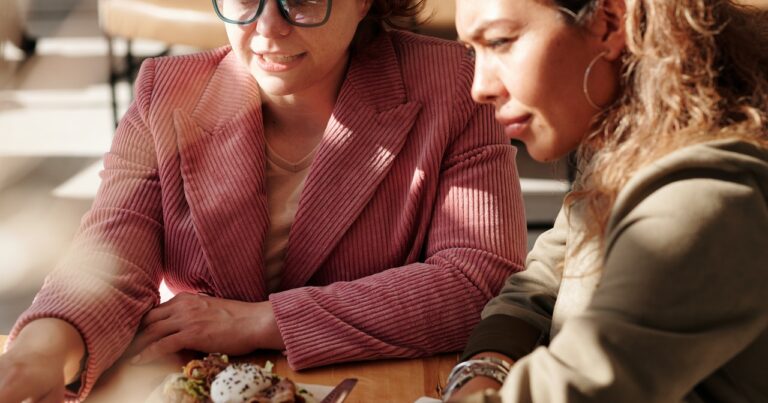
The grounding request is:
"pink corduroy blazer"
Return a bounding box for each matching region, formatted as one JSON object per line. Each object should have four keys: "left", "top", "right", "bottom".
{"left": 11, "top": 30, "right": 527, "bottom": 399}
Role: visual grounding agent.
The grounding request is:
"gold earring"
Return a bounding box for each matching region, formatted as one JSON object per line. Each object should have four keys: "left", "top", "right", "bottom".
{"left": 583, "top": 50, "right": 609, "bottom": 109}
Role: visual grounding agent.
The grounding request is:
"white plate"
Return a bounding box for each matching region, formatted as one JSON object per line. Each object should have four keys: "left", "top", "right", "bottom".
{"left": 145, "top": 373, "right": 333, "bottom": 403}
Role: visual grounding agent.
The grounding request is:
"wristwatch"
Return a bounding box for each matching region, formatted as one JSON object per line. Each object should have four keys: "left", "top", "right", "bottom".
{"left": 442, "top": 356, "right": 511, "bottom": 401}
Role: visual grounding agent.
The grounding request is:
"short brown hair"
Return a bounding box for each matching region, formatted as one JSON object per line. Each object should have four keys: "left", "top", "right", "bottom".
{"left": 353, "top": 0, "right": 426, "bottom": 52}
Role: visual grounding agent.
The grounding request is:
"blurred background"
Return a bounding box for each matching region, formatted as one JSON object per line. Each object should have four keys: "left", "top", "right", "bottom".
{"left": 1, "top": 0, "right": 765, "bottom": 333}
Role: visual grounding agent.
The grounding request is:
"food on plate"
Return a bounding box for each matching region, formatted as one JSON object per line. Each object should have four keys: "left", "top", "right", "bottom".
{"left": 162, "top": 353, "right": 316, "bottom": 403}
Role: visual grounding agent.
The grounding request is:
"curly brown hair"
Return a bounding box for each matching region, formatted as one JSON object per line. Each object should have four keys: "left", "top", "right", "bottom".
{"left": 553, "top": 0, "right": 768, "bottom": 252}
{"left": 353, "top": 0, "right": 426, "bottom": 51}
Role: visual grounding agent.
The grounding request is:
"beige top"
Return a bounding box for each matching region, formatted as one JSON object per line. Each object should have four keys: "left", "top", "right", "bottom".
{"left": 478, "top": 139, "right": 768, "bottom": 402}
{"left": 264, "top": 142, "right": 317, "bottom": 293}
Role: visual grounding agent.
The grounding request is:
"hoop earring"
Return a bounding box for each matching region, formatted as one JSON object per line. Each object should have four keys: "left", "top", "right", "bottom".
{"left": 557, "top": 6, "right": 579, "bottom": 20}
{"left": 583, "top": 50, "right": 608, "bottom": 110}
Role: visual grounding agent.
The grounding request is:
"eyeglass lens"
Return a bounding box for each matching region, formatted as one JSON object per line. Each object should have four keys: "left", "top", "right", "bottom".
{"left": 215, "top": 0, "right": 330, "bottom": 26}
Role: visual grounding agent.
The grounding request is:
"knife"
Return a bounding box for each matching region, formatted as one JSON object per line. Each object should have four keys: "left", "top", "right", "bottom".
{"left": 319, "top": 378, "right": 358, "bottom": 403}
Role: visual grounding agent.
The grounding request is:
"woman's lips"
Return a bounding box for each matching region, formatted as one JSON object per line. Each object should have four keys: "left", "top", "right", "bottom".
{"left": 254, "top": 52, "right": 306, "bottom": 72}
{"left": 498, "top": 114, "right": 532, "bottom": 139}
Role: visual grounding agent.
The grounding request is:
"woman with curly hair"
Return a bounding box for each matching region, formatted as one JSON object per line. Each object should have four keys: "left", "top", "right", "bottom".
{"left": 446, "top": 0, "right": 768, "bottom": 401}
{"left": 0, "top": 0, "right": 529, "bottom": 401}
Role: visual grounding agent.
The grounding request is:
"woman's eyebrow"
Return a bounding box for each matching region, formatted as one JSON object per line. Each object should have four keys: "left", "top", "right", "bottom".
{"left": 464, "top": 19, "right": 523, "bottom": 41}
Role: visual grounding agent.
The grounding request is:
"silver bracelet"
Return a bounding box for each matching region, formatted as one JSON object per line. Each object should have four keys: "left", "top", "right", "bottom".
{"left": 442, "top": 357, "right": 511, "bottom": 401}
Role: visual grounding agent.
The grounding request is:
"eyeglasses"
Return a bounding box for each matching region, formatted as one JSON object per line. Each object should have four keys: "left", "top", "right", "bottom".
{"left": 212, "top": 0, "right": 332, "bottom": 27}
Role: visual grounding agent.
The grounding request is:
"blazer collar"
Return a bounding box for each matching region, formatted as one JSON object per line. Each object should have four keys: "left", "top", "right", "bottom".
{"left": 190, "top": 50, "right": 262, "bottom": 134}
{"left": 176, "top": 34, "right": 422, "bottom": 296}
{"left": 281, "top": 34, "right": 423, "bottom": 289}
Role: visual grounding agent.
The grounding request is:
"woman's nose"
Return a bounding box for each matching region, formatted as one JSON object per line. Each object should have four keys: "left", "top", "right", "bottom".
{"left": 471, "top": 58, "right": 507, "bottom": 105}
{"left": 254, "top": 0, "right": 292, "bottom": 38}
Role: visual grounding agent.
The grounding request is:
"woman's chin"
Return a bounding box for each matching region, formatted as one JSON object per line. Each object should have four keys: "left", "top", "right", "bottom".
{"left": 525, "top": 142, "right": 561, "bottom": 163}
{"left": 255, "top": 80, "right": 296, "bottom": 97}
{"left": 525, "top": 137, "right": 580, "bottom": 163}
{"left": 250, "top": 71, "right": 301, "bottom": 97}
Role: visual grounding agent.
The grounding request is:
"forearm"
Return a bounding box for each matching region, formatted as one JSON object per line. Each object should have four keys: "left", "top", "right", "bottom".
{"left": 462, "top": 315, "right": 542, "bottom": 362}
{"left": 272, "top": 257, "right": 514, "bottom": 369}
{"left": 11, "top": 318, "right": 85, "bottom": 384}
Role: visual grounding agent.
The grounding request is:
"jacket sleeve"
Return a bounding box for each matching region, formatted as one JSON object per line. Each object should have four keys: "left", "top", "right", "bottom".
{"left": 269, "top": 62, "right": 528, "bottom": 370}
{"left": 7, "top": 59, "right": 164, "bottom": 400}
{"left": 461, "top": 207, "right": 569, "bottom": 361}
{"left": 498, "top": 173, "right": 768, "bottom": 402}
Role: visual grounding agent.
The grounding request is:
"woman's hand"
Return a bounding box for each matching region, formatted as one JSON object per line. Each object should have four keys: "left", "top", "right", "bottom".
{"left": 128, "top": 293, "right": 284, "bottom": 365}
{"left": 0, "top": 349, "right": 67, "bottom": 403}
{"left": 0, "top": 318, "right": 85, "bottom": 403}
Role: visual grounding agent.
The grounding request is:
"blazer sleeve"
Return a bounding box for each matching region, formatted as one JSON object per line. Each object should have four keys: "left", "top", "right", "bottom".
{"left": 462, "top": 207, "right": 568, "bottom": 361}
{"left": 497, "top": 172, "right": 768, "bottom": 402}
{"left": 269, "top": 62, "right": 528, "bottom": 370}
{"left": 7, "top": 59, "right": 164, "bottom": 399}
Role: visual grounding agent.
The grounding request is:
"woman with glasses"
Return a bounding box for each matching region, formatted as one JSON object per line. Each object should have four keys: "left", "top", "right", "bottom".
{"left": 0, "top": 0, "right": 528, "bottom": 401}
{"left": 442, "top": 0, "right": 768, "bottom": 402}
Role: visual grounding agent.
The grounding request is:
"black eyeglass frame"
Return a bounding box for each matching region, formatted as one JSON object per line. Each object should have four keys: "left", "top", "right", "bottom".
{"left": 211, "top": 0, "right": 333, "bottom": 28}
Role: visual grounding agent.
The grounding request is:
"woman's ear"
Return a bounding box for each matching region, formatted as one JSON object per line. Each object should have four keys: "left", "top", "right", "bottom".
{"left": 358, "top": 0, "right": 374, "bottom": 20}
{"left": 588, "top": 0, "right": 627, "bottom": 60}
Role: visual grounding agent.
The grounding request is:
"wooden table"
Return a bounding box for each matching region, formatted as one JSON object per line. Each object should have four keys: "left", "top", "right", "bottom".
{"left": 1, "top": 335, "right": 457, "bottom": 402}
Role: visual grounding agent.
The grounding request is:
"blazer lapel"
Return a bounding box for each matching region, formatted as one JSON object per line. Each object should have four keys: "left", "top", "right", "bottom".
{"left": 175, "top": 52, "right": 269, "bottom": 301}
{"left": 280, "top": 35, "right": 423, "bottom": 290}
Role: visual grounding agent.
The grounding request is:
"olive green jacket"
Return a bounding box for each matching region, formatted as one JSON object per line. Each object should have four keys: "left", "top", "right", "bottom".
{"left": 464, "top": 139, "right": 768, "bottom": 402}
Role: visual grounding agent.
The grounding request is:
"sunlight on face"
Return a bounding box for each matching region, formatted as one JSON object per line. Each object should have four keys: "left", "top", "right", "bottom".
{"left": 455, "top": 0, "right": 611, "bottom": 162}
{"left": 226, "top": 0, "right": 369, "bottom": 97}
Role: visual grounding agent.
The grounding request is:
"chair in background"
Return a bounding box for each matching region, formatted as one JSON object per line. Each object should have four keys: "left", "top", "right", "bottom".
{"left": 98, "top": 0, "right": 228, "bottom": 126}
{"left": 1, "top": 0, "right": 37, "bottom": 59}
